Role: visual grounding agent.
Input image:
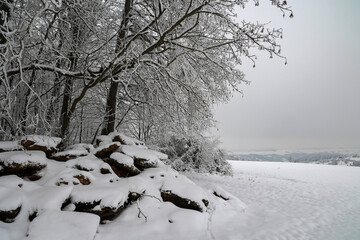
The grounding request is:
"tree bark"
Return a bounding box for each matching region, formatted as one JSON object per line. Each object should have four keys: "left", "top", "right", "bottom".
{"left": 101, "top": 0, "right": 133, "bottom": 135}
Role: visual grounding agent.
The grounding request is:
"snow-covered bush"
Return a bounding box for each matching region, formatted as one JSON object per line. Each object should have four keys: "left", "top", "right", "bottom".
{"left": 160, "top": 136, "right": 232, "bottom": 176}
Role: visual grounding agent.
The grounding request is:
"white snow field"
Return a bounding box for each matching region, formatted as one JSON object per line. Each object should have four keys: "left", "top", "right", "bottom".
{"left": 187, "top": 161, "right": 360, "bottom": 240}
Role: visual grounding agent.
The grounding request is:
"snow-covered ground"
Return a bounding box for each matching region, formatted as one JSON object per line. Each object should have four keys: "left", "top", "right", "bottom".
{"left": 187, "top": 161, "right": 360, "bottom": 240}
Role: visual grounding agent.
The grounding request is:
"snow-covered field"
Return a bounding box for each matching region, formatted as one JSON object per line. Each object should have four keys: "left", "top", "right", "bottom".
{"left": 187, "top": 161, "right": 360, "bottom": 240}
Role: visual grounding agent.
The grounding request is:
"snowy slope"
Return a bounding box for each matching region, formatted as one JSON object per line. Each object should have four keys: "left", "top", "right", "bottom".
{"left": 187, "top": 161, "right": 360, "bottom": 240}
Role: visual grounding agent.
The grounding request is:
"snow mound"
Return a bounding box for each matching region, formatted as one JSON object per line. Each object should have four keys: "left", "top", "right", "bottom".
{"left": 26, "top": 210, "right": 99, "bottom": 240}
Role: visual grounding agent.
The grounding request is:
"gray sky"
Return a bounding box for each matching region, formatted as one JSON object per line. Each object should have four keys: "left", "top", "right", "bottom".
{"left": 213, "top": 0, "right": 360, "bottom": 151}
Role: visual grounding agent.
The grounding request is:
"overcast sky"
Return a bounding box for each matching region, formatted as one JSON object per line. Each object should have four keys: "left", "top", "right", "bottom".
{"left": 212, "top": 0, "right": 360, "bottom": 151}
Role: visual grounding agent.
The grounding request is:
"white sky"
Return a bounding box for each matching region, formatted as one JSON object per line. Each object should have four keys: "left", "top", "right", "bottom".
{"left": 213, "top": 0, "right": 360, "bottom": 151}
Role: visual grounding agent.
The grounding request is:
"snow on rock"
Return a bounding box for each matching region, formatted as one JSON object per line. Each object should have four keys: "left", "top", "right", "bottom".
{"left": 110, "top": 132, "right": 147, "bottom": 148}
{"left": 27, "top": 186, "right": 73, "bottom": 219}
{"left": 0, "top": 186, "right": 22, "bottom": 222}
{"left": 0, "top": 151, "right": 47, "bottom": 167}
{"left": 21, "top": 135, "right": 61, "bottom": 149}
{"left": 53, "top": 168, "right": 94, "bottom": 186}
{"left": 67, "top": 143, "right": 94, "bottom": 153}
{"left": 93, "top": 142, "right": 121, "bottom": 158}
{"left": 20, "top": 135, "right": 61, "bottom": 157}
{"left": 71, "top": 184, "right": 129, "bottom": 222}
{"left": 106, "top": 152, "right": 140, "bottom": 177}
{"left": 71, "top": 185, "right": 128, "bottom": 209}
{"left": 51, "top": 149, "right": 89, "bottom": 162}
{"left": 0, "top": 141, "right": 22, "bottom": 152}
{"left": 119, "top": 145, "right": 165, "bottom": 169}
{"left": 0, "top": 135, "right": 249, "bottom": 240}
{"left": 0, "top": 151, "right": 47, "bottom": 179}
{"left": 161, "top": 175, "right": 209, "bottom": 212}
{"left": 95, "top": 135, "right": 113, "bottom": 146}
{"left": 26, "top": 210, "right": 100, "bottom": 240}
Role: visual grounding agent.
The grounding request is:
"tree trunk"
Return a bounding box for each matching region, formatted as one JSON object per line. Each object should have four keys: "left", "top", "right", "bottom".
{"left": 101, "top": 0, "right": 133, "bottom": 135}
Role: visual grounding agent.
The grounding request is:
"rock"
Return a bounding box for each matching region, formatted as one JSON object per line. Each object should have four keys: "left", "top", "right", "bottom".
{"left": 50, "top": 149, "right": 88, "bottom": 162}
{"left": 57, "top": 173, "right": 92, "bottom": 186}
{"left": 133, "top": 157, "right": 157, "bottom": 170}
{"left": 73, "top": 174, "right": 91, "bottom": 185}
{"left": 0, "top": 141, "right": 22, "bottom": 153}
{"left": 71, "top": 185, "right": 129, "bottom": 223}
{"left": 213, "top": 191, "right": 229, "bottom": 201}
{"left": 0, "top": 206, "right": 21, "bottom": 223}
{"left": 0, "top": 151, "right": 47, "bottom": 178}
{"left": 94, "top": 142, "right": 121, "bottom": 158}
{"left": 161, "top": 190, "right": 208, "bottom": 212}
{"left": 100, "top": 168, "right": 111, "bottom": 174}
{"left": 20, "top": 135, "right": 61, "bottom": 157}
{"left": 111, "top": 133, "right": 146, "bottom": 148}
{"left": 105, "top": 152, "right": 141, "bottom": 177}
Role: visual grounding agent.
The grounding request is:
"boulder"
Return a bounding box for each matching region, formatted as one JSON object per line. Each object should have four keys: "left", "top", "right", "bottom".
{"left": 0, "top": 141, "right": 22, "bottom": 153}
{"left": 0, "top": 151, "right": 47, "bottom": 179}
{"left": 70, "top": 185, "right": 129, "bottom": 222}
{"left": 161, "top": 191, "right": 208, "bottom": 212}
{"left": 105, "top": 152, "right": 141, "bottom": 177}
{"left": 0, "top": 186, "right": 23, "bottom": 223}
{"left": 0, "top": 206, "right": 21, "bottom": 223}
{"left": 20, "top": 135, "right": 61, "bottom": 157}
{"left": 94, "top": 142, "right": 121, "bottom": 158}
{"left": 50, "top": 149, "right": 88, "bottom": 162}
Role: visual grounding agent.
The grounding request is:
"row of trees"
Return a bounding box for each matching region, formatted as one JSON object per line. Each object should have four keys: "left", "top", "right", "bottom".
{"left": 0, "top": 0, "right": 292, "bottom": 147}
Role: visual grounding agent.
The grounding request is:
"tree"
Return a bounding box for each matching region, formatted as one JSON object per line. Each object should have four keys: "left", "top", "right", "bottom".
{"left": 0, "top": 0, "right": 293, "bottom": 145}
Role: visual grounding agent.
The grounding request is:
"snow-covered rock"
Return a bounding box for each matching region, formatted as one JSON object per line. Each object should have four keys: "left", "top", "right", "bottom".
{"left": 161, "top": 175, "right": 209, "bottom": 212}
{"left": 20, "top": 135, "right": 61, "bottom": 157}
{"left": 51, "top": 149, "right": 89, "bottom": 161}
{"left": 0, "top": 151, "right": 47, "bottom": 179}
{"left": 93, "top": 142, "right": 121, "bottom": 158}
{"left": 0, "top": 141, "right": 22, "bottom": 152}
{"left": 26, "top": 210, "right": 100, "bottom": 240}
{"left": 0, "top": 186, "right": 22, "bottom": 222}
{"left": 106, "top": 152, "right": 141, "bottom": 177}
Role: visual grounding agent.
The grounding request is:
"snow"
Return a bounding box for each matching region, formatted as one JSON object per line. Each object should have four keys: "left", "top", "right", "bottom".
{"left": 92, "top": 142, "right": 121, "bottom": 153}
{"left": 0, "top": 186, "right": 22, "bottom": 211}
{"left": 110, "top": 152, "right": 134, "bottom": 167}
{"left": 28, "top": 186, "right": 73, "bottom": 213}
{"left": 70, "top": 185, "right": 128, "bottom": 209}
{"left": 120, "top": 145, "right": 162, "bottom": 163}
{"left": 26, "top": 210, "right": 99, "bottom": 240}
{"left": 187, "top": 161, "right": 360, "bottom": 240}
{"left": 0, "top": 151, "right": 47, "bottom": 166}
{"left": 52, "top": 149, "right": 89, "bottom": 158}
{"left": 21, "top": 135, "right": 61, "bottom": 148}
{"left": 0, "top": 141, "right": 22, "bottom": 151}
{"left": 2, "top": 140, "right": 359, "bottom": 240}
{"left": 161, "top": 175, "right": 209, "bottom": 211}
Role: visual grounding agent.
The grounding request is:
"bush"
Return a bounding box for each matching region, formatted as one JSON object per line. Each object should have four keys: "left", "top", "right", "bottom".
{"left": 160, "top": 136, "right": 232, "bottom": 176}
